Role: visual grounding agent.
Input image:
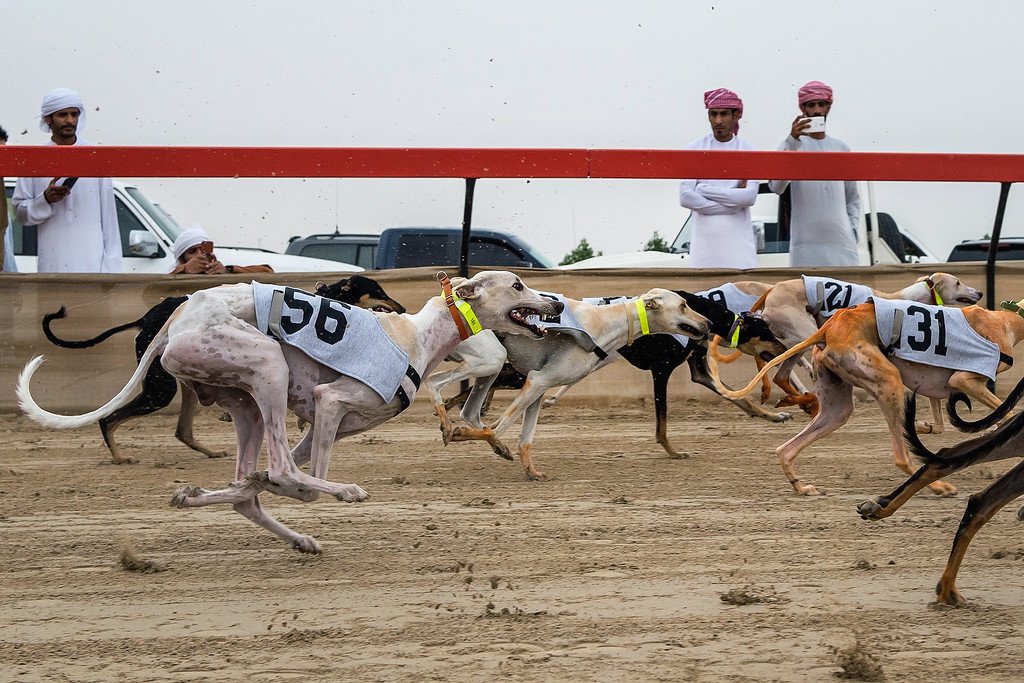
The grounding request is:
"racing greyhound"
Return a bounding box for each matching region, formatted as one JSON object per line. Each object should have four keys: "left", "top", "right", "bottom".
{"left": 19, "top": 271, "right": 560, "bottom": 553}
{"left": 40, "top": 275, "right": 405, "bottom": 463}
{"left": 707, "top": 299, "right": 1024, "bottom": 497}
{"left": 430, "top": 290, "right": 712, "bottom": 479}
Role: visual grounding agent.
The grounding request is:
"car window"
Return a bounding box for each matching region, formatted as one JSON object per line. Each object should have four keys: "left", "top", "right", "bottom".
{"left": 116, "top": 199, "right": 164, "bottom": 258}
{"left": 297, "top": 242, "right": 377, "bottom": 269}
{"left": 469, "top": 238, "right": 531, "bottom": 267}
{"left": 392, "top": 234, "right": 451, "bottom": 268}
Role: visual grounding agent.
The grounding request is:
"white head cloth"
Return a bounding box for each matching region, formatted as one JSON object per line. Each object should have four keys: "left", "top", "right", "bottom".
{"left": 172, "top": 224, "right": 211, "bottom": 260}
{"left": 39, "top": 87, "right": 85, "bottom": 133}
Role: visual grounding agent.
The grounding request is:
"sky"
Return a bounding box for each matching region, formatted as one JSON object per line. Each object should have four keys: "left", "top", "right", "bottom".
{"left": 5, "top": 1, "right": 1024, "bottom": 262}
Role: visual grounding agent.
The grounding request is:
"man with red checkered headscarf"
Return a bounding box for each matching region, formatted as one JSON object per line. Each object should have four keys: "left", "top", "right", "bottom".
{"left": 769, "top": 81, "right": 861, "bottom": 267}
{"left": 678, "top": 88, "right": 759, "bottom": 269}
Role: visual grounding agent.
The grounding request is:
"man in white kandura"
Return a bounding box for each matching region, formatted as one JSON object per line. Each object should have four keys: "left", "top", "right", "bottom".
{"left": 769, "top": 80, "right": 860, "bottom": 267}
{"left": 678, "top": 87, "right": 759, "bottom": 269}
{"left": 13, "top": 87, "right": 121, "bottom": 273}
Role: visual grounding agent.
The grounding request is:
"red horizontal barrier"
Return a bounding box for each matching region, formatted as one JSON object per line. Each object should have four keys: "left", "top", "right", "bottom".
{"left": 1, "top": 146, "right": 1023, "bottom": 182}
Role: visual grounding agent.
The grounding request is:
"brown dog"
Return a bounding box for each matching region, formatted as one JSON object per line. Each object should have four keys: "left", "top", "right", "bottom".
{"left": 708, "top": 300, "right": 1024, "bottom": 497}
{"left": 750, "top": 273, "right": 983, "bottom": 424}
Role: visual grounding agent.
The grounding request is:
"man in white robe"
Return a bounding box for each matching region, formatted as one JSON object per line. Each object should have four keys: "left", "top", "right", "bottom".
{"left": 769, "top": 81, "right": 860, "bottom": 267}
{"left": 678, "top": 87, "right": 759, "bottom": 269}
{"left": 12, "top": 88, "right": 121, "bottom": 273}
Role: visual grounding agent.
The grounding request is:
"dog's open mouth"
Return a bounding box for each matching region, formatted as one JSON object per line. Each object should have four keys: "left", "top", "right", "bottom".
{"left": 956, "top": 295, "right": 982, "bottom": 305}
{"left": 677, "top": 322, "right": 707, "bottom": 339}
{"left": 371, "top": 305, "right": 395, "bottom": 313}
{"left": 508, "top": 307, "right": 547, "bottom": 337}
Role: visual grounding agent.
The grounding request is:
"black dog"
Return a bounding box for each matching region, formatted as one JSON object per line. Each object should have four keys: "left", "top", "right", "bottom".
{"left": 41, "top": 275, "right": 405, "bottom": 463}
{"left": 856, "top": 383, "right": 1024, "bottom": 605}
{"left": 443, "top": 289, "right": 789, "bottom": 458}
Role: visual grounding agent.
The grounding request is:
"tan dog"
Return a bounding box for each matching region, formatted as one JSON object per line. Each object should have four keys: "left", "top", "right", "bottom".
{"left": 436, "top": 289, "right": 711, "bottom": 480}
{"left": 751, "top": 273, "right": 983, "bottom": 428}
{"left": 708, "top": 300, "right": 1024, "bottom": 497}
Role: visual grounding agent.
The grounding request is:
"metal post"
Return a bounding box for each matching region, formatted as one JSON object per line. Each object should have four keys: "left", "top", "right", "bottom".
{"left": 986, "top": 182, "right": 1012, "bottom": 311}
{"left": 459, "top": 178, "right": 477, "bottom": 279}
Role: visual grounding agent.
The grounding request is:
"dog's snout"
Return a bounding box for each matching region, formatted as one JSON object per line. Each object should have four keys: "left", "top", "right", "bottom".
{"left": 548, "top": 301, "right": 565, "bottom": 315}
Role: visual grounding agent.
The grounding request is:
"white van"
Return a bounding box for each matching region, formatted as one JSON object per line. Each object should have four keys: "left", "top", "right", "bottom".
{"left": 3, "top": 179, "right": 361, "bottom": 274}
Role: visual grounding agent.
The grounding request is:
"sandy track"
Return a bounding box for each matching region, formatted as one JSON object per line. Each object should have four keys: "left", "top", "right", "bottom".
{"left": 1, "top": 397, "right": 1023, "bottom": 682}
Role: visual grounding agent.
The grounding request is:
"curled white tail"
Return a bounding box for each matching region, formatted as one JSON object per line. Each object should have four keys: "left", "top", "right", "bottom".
{"left": 18, "top": 331, "right": 167, "bottom": 429}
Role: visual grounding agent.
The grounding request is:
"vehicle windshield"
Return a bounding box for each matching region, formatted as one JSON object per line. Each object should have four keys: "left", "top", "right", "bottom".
{"left": 125, "top": 187, "right": 183, "bottom": 240}
{"left": 515, "top": 234, "right": 557, "bottom": 268}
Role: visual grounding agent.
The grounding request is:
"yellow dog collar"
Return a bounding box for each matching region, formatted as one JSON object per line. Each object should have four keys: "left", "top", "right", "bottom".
{"left": 454, "top": 296, "right": 482, "bottom": 335}
{"left": 634, "top": 299, "right": 650, "bottom": 336}
{"left": 729, "top": 314, "right": 741, "bottom": 348}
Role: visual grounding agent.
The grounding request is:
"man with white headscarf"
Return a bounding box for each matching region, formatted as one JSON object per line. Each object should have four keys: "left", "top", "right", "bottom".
{"left": 769, "top": 80, "right": 860, "bottom": 267}
{"left": 169, "top": 224, "right": 272, "bottom": 275}
{"left": 12, "top": 87, "right": 121, "bottom": 273}
{"left": 678, "top": 87, "right": 759, "bottom": 269}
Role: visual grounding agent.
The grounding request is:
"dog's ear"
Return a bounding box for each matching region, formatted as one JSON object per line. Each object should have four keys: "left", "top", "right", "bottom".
{"left": 452, "top": 277, "right": 478, "bottom": 300}
{"left": 642, "top": 292, "right": 663, "bottom": 311}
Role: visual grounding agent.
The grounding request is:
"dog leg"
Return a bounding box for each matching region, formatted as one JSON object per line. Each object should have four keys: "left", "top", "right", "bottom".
{"left": 915, "top": 397, "right": 945, "bottom": 435}
{"left": 541, "top": 382, "right": 575, "bottom": 408}
{"left": 234, "top": 495, "right": 322, "bottom": 554}
{"left": 175, "top": 382, "right": 230, "bottom": 458}
{"left": 448, "top": 375, "right": 550, "bottom": 466}
{"left": 460, "top": 372, "right": 502, "bottom": 430}
{"left": 936, "top": 459, "right": 1024, "bottom": 605}
{"left": 775, "top": 364, "right": 854, "bottom": 495}
{"left": 516, "top": 398, "right": 547, "bottom": 480}
{"left": 98, "top": 360, "right": 180, "bottom": 464}
{"left": 872, "top": 385, "right": 957, "bottom": 497}
{"left": 652, "top": 365, "right": 688, "bottom": 459}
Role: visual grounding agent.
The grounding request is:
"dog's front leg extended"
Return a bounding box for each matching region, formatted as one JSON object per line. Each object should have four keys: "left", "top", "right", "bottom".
{"left": 447, "top": 375, "right": 548, "bottom": 466}
{"left": 516, "top": 397, "right": 547, "bottom": 480}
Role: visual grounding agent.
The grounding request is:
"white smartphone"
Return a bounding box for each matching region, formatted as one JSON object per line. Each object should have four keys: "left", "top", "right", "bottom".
{"left": 803, "top": 116, "right": 826, "bottom": 134}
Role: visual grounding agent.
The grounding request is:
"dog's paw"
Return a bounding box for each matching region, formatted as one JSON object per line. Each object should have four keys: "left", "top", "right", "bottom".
{"left": 491, "top": 440, "right": 513, "bottom": 461}
{"left": 526, "top": 467, "right": 549, "bottom": 481}
{"left": 856, "top": 498, "right": 885, "bottom": 520}
{"left": 334, "top": 484, "right": 369, "bottom": 503}
{"left": 290, "top": 535, "right": 322, "bottom": 554}
{"left": 770, "top": 411, "right": 792, "bottom": 423}
{"left": 929, "top": 481, "right": 958, "bottom": 497}
{"left": 169, "top": 486, "right": 203, "bottom": 508}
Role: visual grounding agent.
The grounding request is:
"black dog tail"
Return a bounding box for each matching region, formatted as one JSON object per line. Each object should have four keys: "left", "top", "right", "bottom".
{"left": 905, "top": 391, "right": 1024, "bottom": 467}
{"left": 42, "top": 306, "right": 146, "bottom": 349}
{"left": 946, "top": 374, "right": 1024, "bottom": 433}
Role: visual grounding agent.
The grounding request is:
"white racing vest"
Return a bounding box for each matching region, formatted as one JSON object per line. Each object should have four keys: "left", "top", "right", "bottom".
{"left": 803, "top": 275, "right": 874, "bottom": 321}
{"left": 530, "top": 291, "right": 606, "bottom": 354}
{"left": 252, "top": 282, "right": 412, "bottom": 403}
{"left": 871, "top": 298, "right": 1002, "bottom": 380}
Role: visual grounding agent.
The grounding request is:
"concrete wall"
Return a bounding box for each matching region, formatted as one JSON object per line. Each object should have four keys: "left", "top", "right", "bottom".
{"left": 3, "top": 263, "right": 1022, "bottom": 412}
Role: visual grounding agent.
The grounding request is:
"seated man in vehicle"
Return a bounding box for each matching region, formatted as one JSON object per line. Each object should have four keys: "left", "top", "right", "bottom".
{"left": 170, "top": 225, "right": 273, "bottom": 274}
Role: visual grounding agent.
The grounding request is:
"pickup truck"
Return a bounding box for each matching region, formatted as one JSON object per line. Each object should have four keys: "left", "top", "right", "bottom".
{"left": 286, "top": 226, "right": 556, "bottom": 270}
{"left": 4, "top": 179, "right": 360, "bottom": 274}
{"left": 947, "top": 237, "right": 1024, "bottom": 262}
{"left": 562, "top": 183, "right": 937, "bottom": 269}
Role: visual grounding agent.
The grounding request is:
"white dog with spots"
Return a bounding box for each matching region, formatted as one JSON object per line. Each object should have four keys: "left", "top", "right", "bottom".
{"left": 18, "top": 271, "right": 561, "bottom": 554}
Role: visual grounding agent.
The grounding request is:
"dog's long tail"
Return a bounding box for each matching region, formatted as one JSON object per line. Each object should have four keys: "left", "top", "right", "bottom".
{"left": 707, "top": 324, "right": 828, "bottom": 400}
{"left": 748, "top": 287, "right": 771, "bottom": 314}
{"left": 905, "top": 392, "right": 1024, "bottom": 467}
{"left": 42, "top": 306, "right": 145, "bottom": 349}
{"left": 17, "top": 328, "right": 168, "bottom": 430}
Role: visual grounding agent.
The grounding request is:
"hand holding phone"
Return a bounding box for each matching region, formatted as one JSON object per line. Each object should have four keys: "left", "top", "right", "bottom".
{"left": 59, "top": 177, "right": 79, "bottom": 189}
